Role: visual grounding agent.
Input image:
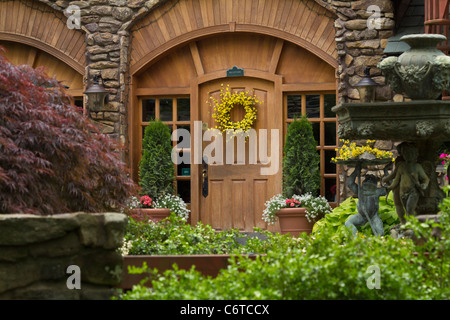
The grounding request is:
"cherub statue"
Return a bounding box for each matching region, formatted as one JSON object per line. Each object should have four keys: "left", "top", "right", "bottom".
{"left": 345, "top": 163, "right": 386, "bottom": 236}
{"left": 382, "top": 142, "right": 430, "bottom": 222}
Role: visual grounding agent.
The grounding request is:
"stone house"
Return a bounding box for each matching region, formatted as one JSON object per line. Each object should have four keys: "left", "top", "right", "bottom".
{"left": 0, "top": 0, "right": 440, "bottom": 232}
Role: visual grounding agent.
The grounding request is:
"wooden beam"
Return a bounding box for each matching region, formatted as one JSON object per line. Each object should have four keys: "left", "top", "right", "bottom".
{"left": 189, "top": 41, "right": 205, "bottom": 76}
{"left": 26, "top": 46, "right": 38, "bottom": 67}
{"left": 269, "top": 38, "right": 284, "bottom": 74}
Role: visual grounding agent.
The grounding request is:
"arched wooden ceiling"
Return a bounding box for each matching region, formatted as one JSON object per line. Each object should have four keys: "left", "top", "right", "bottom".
{"left": 0, "top": 0, "right": 86, "bottom": 75}
{"left": 130, "top": 0, "right": 338, "bottom": 75}
{"left": 1, "top": 41, "right": 84, "bottom": 93}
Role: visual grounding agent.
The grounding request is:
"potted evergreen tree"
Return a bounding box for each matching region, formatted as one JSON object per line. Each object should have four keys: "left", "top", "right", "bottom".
{"left": 127, "top": 120, "right": 176, "bottom": 223}
{"left": 263, "top": 115, "right": 331, "bottom": 236}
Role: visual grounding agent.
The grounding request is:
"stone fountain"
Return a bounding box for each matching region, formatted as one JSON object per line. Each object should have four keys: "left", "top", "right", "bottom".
{"left": 332, "top": 34, "right": 450, "bottom": 235}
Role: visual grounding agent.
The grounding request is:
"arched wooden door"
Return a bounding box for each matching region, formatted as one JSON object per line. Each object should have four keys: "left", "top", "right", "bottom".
{"left": 197, "top": 77, "right": 282, "bottom": 232}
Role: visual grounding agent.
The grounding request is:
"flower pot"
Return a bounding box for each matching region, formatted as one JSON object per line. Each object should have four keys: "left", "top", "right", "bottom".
{"left": 276, "top": 207, "right": 314, "bottom": 237}
{"left": 128, "top": 208, "right": 171, "bottom": 223}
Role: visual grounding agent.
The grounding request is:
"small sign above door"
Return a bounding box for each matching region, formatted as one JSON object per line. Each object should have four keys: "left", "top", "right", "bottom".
{"left": 227, "top": 66, "right": 244, "bottom": 77}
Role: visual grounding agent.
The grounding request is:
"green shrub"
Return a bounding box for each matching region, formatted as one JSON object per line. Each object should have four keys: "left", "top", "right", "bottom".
{"left": 117, "top": 190, "right": 450, "bottom": 300}
{"left": 118, "top": 225, "right": 446, "bottom": 300}
{"left": 119, "top": 214, "right": 302, "bottom": 256}
{"left": 139, "top": 120, "right": 175, "bottom": 199}
{"left": 282, "top": 115, "right": 320, "bottom": 198}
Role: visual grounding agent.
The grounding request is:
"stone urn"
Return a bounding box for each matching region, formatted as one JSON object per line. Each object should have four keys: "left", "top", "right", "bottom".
{"left": 378, "top": 34, "right": 450, "bottom": 100}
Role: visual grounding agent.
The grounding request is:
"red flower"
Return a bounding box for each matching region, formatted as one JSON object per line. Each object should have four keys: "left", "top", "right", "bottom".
{"left": 140, "top": 195, "right": 154, "bottom": 208}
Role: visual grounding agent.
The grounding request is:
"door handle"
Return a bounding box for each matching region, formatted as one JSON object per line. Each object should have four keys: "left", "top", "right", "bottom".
{"left": 202, "top": 156, "right": 208, "bottom": 198}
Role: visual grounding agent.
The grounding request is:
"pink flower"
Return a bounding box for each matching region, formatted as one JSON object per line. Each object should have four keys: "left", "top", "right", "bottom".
{"left": 290, "top": 203, "right": 294, "bottom": 207}
{"left": 139, "top": 195, "right": 153, "bottom": 208}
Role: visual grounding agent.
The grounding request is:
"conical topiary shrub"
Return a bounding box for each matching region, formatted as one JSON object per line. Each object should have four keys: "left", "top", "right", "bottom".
{"left": 282, "top": 115, "right": 320, "bottom": 198}
{"left": 139, "top": 120, "right": 175, "bottom": 199}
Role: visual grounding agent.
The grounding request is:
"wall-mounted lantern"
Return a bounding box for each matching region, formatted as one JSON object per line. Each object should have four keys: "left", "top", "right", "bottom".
{"left": 84, "top": 74, "right": 109, "bottom": 111}
{"left": 354, "top": 67, "right": 380, "bottom": 103}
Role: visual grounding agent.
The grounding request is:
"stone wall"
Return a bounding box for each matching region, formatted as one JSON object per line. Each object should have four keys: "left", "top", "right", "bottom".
{"left": 0, "top": 212, "right": 127, "bottom": 300}
{"left": 37, "top": 0, "right": 168, "bottom": 149}
{"left": 323, "top": 0, "right": 396, "bottom": 103}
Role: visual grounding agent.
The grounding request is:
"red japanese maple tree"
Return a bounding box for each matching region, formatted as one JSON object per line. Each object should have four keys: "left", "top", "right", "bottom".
{"left": 0, "top": 48, "right": 137, "bottom": 214}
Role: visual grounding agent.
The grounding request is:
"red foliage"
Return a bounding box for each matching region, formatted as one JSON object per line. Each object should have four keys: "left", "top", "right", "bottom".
{"left": 0, "top": 47, "right": 137, "bottom": 214}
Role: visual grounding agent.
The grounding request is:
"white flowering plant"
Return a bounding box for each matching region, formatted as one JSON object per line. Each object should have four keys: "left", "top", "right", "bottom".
{"left": 262, "top": 193, "right": 332, "bottom": 224}
{"left": 123, "top": 194, "right": 190, "bottom": 221}
{"left": 154, "top": 193, "right": 190, "bottom": 221}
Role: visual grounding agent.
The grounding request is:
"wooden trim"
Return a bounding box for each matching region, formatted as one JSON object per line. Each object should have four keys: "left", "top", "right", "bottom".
{"left": 0, "top": 32, "right": 84, "bottom": 75}
{"left": 135, "top": 87, "right": 191, "bottom": 96}
{"left": 66, "top": 89, "right": 84, "bottom": 97}
{"left": 190, "top": 78, "right": 200, "bottom": 225}
{"left": 131, "top": 24, "right": 337, "bottom": 75}
{"left": 195, "top": 69, "right": 283, "bottom": 86}
{"left": 282, "top": 82, "right": 337, "bottom": 92}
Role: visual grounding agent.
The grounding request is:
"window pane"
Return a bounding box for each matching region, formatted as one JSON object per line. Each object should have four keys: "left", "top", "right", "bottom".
{"left": 324, "top": 122, "right": 336, "bottom": 146}
{"left": 287, "top": 95, "right": 302, "bottom": 119}
{"left": 160, "top": 99, "right": 173, "bottom": 121}
{"left": 142, "top": 99, "right": 156, "bottom": 122}
{"left": 177, "top": 180, "right": 191, "bottom": 204}
{"left": 325, "top": 178, "right": 338, "bottom": 202}
{"left": 311, "top": 122, "right": 320, "bottom": 145}
{"left": 177, "top": 98, "right": 190, "bottom": 121}
{"left": 306, "top": 95, "right": 320, "bottom": 118}
{"left": 175, "top": 125, "right": 190, "bottom": 148}
{"left": 324, "top": 94, "right": 337, "bottom": 118}
{"left": 74, "top": 98, "right": 83, "bottom": 109}
{"left": 325, "top": 150, "right": 337, "bottom": 174}
{"left": 177, "top": 151, "right": 191, "bottom": 176}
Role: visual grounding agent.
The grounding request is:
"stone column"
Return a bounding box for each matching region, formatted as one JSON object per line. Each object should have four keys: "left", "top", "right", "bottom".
{"left": 37, "top": 0, "right": 163, "bottom": 161}
{"left": 324, "top": 0, "right": 395, "bottom": 103}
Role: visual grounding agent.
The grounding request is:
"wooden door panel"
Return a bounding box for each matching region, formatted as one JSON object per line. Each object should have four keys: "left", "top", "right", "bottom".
{"left": 199, "top": 78, "right": 280, "bottom": 232}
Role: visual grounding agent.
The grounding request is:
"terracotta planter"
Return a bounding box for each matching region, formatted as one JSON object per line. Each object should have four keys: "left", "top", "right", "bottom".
{"left": 119, "top": 254, "right": 259, "bottom": 289}
{"left": 276, "top": 207, "right": 314, "bottom": 237}
{"left": 128, "top": 208, "right": 171, "bottom": 223}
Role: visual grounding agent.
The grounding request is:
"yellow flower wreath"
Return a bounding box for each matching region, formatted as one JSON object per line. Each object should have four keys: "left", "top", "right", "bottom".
{"left": 207, "top": 84, "right": 261, "bottom": 135}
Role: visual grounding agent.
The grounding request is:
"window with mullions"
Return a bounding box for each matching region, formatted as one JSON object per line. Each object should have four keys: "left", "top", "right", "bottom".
{"left": 140, "top": 97, "right": 191, "bottom": 204}
{"left": 285, "top": 93, "right": 338, "bottom": 203}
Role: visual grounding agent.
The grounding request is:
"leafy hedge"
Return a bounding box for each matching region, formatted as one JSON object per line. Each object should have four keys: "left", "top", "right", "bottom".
{"left": 118, "top": 189, "right": 450, "bottom": 300}
{"left": 120, "top": 214, "right": 302, "bottom": 256}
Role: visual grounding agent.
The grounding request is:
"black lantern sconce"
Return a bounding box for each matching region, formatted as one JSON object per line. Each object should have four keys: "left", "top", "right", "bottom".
{"left": 354, "top": 67, "right": 380, "bottom": 103}
{"left": 84, "top": 74, "right": 109, "bottom": 111}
